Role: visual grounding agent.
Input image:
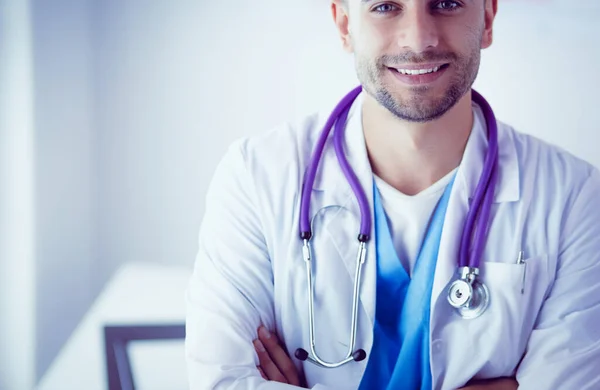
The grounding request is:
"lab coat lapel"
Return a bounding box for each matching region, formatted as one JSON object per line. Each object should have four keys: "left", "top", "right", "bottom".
{"left": 431, "top": 177, "right": 469, "bottom": 308}
{"left": 311, "top": 92, "right": 377, "bottom": 328}
{"left": 431, "top": 103, "right": 521, "bottom": 309}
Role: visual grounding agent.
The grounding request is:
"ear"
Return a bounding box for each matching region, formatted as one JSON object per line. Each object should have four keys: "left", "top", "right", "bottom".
{"left": 331, "top": 0, "right": 353, "bottom": 53}
{"left": 481, "top": 0, "right": 498, "bottom": 49}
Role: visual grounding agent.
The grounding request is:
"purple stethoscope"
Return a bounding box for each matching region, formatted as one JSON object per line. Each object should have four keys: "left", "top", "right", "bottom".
{"left": 294, "top": 86, "right": 499, "bottom": 369}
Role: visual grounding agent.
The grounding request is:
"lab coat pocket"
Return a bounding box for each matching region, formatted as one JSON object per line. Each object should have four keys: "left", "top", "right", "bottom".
{"left": 472, "top": 255, "right": 551, "bottom": 376}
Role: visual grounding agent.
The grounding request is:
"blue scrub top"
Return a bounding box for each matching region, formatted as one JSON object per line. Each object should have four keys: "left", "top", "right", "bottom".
{"left": 358, "top": 176, "right": 455, "bottom": 390}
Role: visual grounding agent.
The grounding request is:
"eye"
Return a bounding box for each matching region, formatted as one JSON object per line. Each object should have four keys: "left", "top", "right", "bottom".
{"left": 434, "top": 1, "right": 461, "bottom": 11}
{"left": 372, "top": 3, "right": 399, "bottom": 14}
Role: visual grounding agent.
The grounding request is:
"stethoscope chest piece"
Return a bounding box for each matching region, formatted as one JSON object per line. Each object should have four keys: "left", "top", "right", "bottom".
{"left": 447, "top": 267, "right": 490, "bottom": 319}
{"left": 448, "top": 279, "right": 473, "bottom": 307}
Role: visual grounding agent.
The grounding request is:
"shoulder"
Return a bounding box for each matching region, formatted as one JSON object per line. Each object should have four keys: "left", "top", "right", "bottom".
{"left": 219, "top": 109, "right": 332, "bottom": 186}
{"left": 499, "top": 121, "right": 598, "bottom": 197}
{"left": 209, "top": 109, "right": 333, "bottom": 223}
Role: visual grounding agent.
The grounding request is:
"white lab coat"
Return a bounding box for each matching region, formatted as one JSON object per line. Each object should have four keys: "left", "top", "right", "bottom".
{"left": 185, "top": 92, "right": 600, "bottom": 390}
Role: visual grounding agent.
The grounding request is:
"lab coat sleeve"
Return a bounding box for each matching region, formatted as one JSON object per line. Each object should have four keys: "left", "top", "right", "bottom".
{"left": 185, "top": 140, "right": 332, "bottom": 390}
{"left": 516, "top": 168, "right": 600, "bottom": 389}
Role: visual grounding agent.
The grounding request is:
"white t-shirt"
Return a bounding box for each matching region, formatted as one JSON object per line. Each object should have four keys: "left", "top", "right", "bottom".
{"left": 374, "top": 168, "right": 457, "bottom": 276}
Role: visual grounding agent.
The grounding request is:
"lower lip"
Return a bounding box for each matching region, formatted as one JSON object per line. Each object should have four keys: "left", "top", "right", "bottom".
{"left": 389, "top": 65, "right": 448, "bottom": 86}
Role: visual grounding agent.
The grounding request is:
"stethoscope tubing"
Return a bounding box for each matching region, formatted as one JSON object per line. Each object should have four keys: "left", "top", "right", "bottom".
{"left": 296, "top": 86, "right": 499, "bottom": 368}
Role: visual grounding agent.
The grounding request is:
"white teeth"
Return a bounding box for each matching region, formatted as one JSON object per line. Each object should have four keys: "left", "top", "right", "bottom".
{"left": 397, "top": 66, "right": 441, "bottom": 75}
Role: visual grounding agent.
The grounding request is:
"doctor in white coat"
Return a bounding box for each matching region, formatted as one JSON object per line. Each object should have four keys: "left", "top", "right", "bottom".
{"left": 185, "top": 0, "right": 600, "bottom": 389}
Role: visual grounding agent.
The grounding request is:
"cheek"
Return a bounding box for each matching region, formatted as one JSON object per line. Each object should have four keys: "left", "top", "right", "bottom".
{"left": 441, "top": 23, "right": 483, "bottom": 56}
{"left": 353, "top": 30, "right": 384, "bottom": 56}
{"left": 436, "top": 9, "right": 484, "bottom": 47}
{"left": 352, "top": 14, "right": 397, "bottom": 45}
{"left": 354, "top": 26, "right": 397, "bottom": 59}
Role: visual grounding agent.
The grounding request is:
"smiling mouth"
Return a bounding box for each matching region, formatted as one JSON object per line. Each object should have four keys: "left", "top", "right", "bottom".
{"left": 390, "top": 63, "right": 450, "bottom": 75}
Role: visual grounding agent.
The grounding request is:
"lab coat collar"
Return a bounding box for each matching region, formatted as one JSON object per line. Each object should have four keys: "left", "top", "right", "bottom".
{"left": 458, "top": 103, "right": 520, "bottom": 204}
{"left": 311, "top": 91, "right": 371, "bottom": 194}
{"left": 312, "top": 92, "right": 521, "bottom": 204}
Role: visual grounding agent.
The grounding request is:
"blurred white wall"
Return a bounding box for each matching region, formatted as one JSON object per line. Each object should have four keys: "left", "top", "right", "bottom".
{"left": 93, "top": 0, "right": 357, "bottom": 278}
{"left": 475, "top": 0, "right": 600, "bottom": 163}
{"left": 1, "top": 0, "right": 598, "bottom": 387}
{"left": 0, "top": 1, "right": 36, "bottom": 389}
{"left": 31, "top": 0, "right": 100, "bottom": 381}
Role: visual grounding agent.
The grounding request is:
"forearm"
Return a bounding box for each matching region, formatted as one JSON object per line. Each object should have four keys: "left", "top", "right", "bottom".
{"left": 459, "top": 377, "right": 518, "bottom": 390}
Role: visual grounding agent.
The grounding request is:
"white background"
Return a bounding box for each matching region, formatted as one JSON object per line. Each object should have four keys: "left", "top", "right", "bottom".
{"left": 1, "top": 0, "right": 599, "bottom": 388}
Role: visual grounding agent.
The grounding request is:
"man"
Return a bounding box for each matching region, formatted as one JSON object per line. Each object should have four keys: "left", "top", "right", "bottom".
{"left": 185, "top": 0, "right": 600, "bottom": 389}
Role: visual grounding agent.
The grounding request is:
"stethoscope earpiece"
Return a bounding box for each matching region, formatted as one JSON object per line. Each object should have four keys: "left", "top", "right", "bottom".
{"left": 295, "top": 348, "right": 309, "bottom": 361}
{"left": 294, "top": 347, "right": 367, "bottom": 366}
{"left": 352, "top": 349, "right": 366, "bottom": 362}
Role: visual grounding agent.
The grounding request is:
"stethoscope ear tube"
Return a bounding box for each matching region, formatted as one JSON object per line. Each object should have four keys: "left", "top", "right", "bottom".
{"left": 298, "top": 237, "right": 369, "bottom": 368}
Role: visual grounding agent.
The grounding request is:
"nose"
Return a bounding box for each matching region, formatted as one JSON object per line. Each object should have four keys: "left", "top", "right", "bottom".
{"left": 397, "top": 6, "right": 440, "bottom": 53}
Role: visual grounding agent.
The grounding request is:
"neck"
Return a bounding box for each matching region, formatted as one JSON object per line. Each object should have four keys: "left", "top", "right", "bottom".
{"left": 363, "top": 91, "right": 473, "bottom": 196}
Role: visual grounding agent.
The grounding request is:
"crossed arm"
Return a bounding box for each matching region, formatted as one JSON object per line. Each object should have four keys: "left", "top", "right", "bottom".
{"left": 252, "top": 326, "right": 518, "bottom": 390}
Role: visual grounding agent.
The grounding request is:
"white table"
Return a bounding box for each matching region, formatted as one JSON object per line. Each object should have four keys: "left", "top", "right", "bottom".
{"left": 36, "top": 262, "right": 192, "bottom": 390}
